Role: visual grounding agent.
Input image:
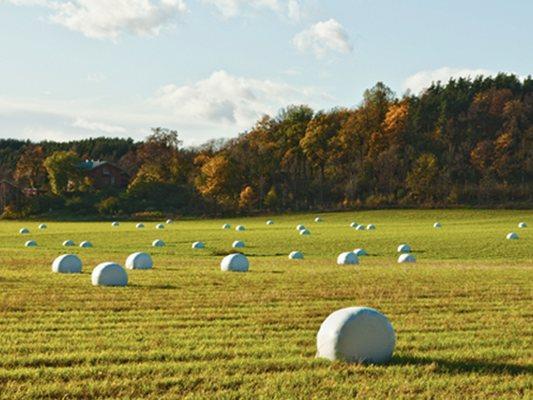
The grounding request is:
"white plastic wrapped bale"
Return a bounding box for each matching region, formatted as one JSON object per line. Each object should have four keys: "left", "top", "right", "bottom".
{"left": 518, "top": 222, "right": 527, "bottom": 228}
{"left": 192, "top": 241, "right": 205, "bottom": 249}
{"left": 289, "top": 251, "right": 304, "bottom": 260}
{"left": 367, "top": 224, "right": 376, "bottom": 230}
{"left": 299, "top": 229, "right": 311, "bottom": 236}
{"left": 136, "top": 223, "right": 145, "bottom": 229}
{"left": 220, "top": 253, "right": 249, "bottom": 272}
{"left": 316, "top": 307, "right": 396, "bottom": 364}
{"left": 52, "top": 254, "right": 82, "bottom": 274}
{"left": 111, "top": 221, "right": 119, "bottom": 227}
{"left": 222, "top": 223, "right": 231, "bottom": 229}
{"left": 19, "top": 228, "right": 29, "bottom": 234}
{"left": 91, "top": 262, "right": 128, "bottom": 287}
{"left": 166, "top": 219, "right": 173, "bottom": 224}
{"left": 355, "top": 225, "right": 365, "bottom": 231}
{"left": 38, "top": 223, "right": 47, "bottom": 230}
{"left": 79, "top": 241, "right": 93, "bottom": 248}
{"left": 353, "top": 248, "right": 368, "bottom": 256}
{"left": 337, "top": 252, "right": 359, "bottom": 265}
{"left": 266, "top": 220, "right": 274, "bottom": 225}
{"left": 235, "top": 225, "right": 245, "bottom": 231}
{"left": 232, "top": 240, "right": 245, "bottom": 248}
{"left": 155, "top": 223, "right": 165, "bottom": 230}
{"left": 433, "top": 222, "right": 442, "bottom": 228}
{"left": 25, "top": 240, "right": 37, "bottom": 247}
{"left": 315, "top": 217, "right": 322, "bottom": 222}
{"left": 152, "top": 239, "right": 165, "bottom": 247}
{"left": 125, "top": 252, "right": 153, "bottom": 270}
{"left": 63, "top": 239, "right": 75, "bottom": 247}
{"left": 398, "top": 253, "right": 416, "bottom": 263}
{"left": 397, "top": 244, "right": 411, "bottom": 253}
{"left": 296, "top": 224, "right": 306, "bottom": 231}
{"left": 506, "top": 232, "right": 519, "bottom": 240}
{"left": 350, "top": 222, "right": 357, "bottom": 228}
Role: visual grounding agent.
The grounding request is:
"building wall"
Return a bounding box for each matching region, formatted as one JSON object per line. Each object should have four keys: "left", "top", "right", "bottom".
{"left": 87, "top": 164, "right": 129, "bottom": 189}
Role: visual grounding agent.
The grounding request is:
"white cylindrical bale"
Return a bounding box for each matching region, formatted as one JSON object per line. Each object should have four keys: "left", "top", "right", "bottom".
{"left": 52, "top": 254, "right": 82, "bottom": 273}
{"left": 79, "top": 241, "right": 93, "bottom": 248}
{"left": 125, "top": 252, "right": 153, "bottom": 270}
{"left": 91, "top": 262, "right": 128, "bottom": 286}
{"left": 232, "top": 240, "right": 245, "bottom": 248}
{"left": 192, "top": 241, "right": 205, "bottom": 249}
{"left": 235, "top": 225, "right": 245, "bottom": 231}
{"left": 63, "top": 240, "right": 75, "bottom": 247}
{"left": 19, "top": 228, "right": 30, "bottom": 234}
{"left": 433, "top": 222, "right": 442, "bottom": 228}
{"left": 25, "top": 240, "right": 37, "bottom": 247}
{"left": 350, "top": 222, "right": 357, "bottom": 228}
{"left": 166, "top": 219, "right": 173, "bottom": 224}
{"left": 111, "top": 221, "right": 119, "bottom": 227}
{"left": 136, "top": 223, "right": 145, "bottom": 229}
{"left": 355, "top": 224, "right": 365, "bottom": 231}
{"left": 367, "top": 224, "right": 376, "bottom": 230}
{"left": 266, "top": 220, "right": 274, "bottom": 225}
{"left": 518, "top": 222, "right": 527, "bottom": 228}
{"left": 296, "top": 224, "right": 306, "bottom": 231}
{"left": 38, "top": 223, "right": 47, "bottom": 230}
{"left": 316, "top": 307, "right": 396, "bottom": 364}
{"left": 299, "top": 229, "right": 310, "bottom": 235}
{"left": 152, "top": 239, "right": 165, "bottom": 247}
{"left": 353, "top": 248, "right": 367, "bottom": 256}
{"left": 397, "top": 244, "right": 411, "bottom": 253}
{"left": 337, "top": 252, "right": 359, "bottom": 265}
{"left": 315, "top": 217, "right": 322, "bottom": 222}
{"left": 220, "top": 253, "right": 249, "bottom": 272}
{"left": 506, "top": 232, "right": 519, "bottom": 240}
{"left": 289, "top": 251, "right": 304, "bottom": 260}
{"left": 222, "top": 223, "right": 231, "bottom": 229}
{"left": 155, "top": 223, "right": 165, "bottom": 230}
{"left": 398, "top": 253, "right": 416, "bottom": 263}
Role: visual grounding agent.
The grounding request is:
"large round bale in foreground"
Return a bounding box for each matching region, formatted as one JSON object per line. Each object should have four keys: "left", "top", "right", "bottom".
{"left": 289, "top": 251, "right": 304, "bottom": 260}
{"left": 220, "top": 253, "right": 249, "bottom": 272}
{"left": 316, "top": 307, "right": 396, "bottom": 364}
{"left": 125, "top": 252, "right": 153, "bottom": 270}
{"left": 19, "top": 228, "right": 30, "bottom": 234}
{"left": 111, "top": 221, "right": 119, "bottom": 227}
{"left": 136, "top": 223, "right": 145, "bottom": 229}
{"left": 63, "top": 239, "right": 75, "bottom": 247}
{"left": 222, "top": 223, "right": 231, "bottom": 229}
{"left": 232, "top": 240, "right": 245, "bottom": 248}
{"left": 367, "top": 224, "right": 376, "bottom": 230}
{"left": 353, "top": 248, "right": 367, "bottom": 256}
{"left": 397, "top": 244, "right": 411, "bottom": 253}
{"left": 235, "top": 225, "right": 246, "bottom": 232}
{"left": 398, "top": 253, "right": 416, "bottom": 263}
{"left": 433, "top": 222, "right": 442, "bottom": 228}
{"left": 152, "top": 239, "right": 165, "bottom": 247}
{"left": 518, "top": 222, "right": 527, "bottom": 228}
{"left": 192, "top": 241, "right": 205, "bottom": 249}
{"left": 506, "top": 232, "right": 519, "bottom": 240}
{"left": 91, "top": 262, "right": 128, "bottom": 287}
{"left": 155, "top": 223, "right": 165, "bottom": 230}
{"left": 337, "top": 252, "right": 359, "bottom": 265}
{"left": 79, "top": 241, "right": 93, "bottom": 248}
{"left": 299, "top": 228, "right": 311, "bottom": 235}
{"left": 38, "top": 223, "right": 47, "bottom": 230}
{"left": 52, "top": 254, "right": 82, "bottom": 274}
{"left": 266, "top": 220, "right": 274, "bottom": 225}
{"left": 25, "top": 240, "right": 37, "bottom": 247}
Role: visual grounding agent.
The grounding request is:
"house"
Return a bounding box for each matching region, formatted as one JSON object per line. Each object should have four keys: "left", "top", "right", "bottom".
{"left": 0, "top": 180, "right": 23, "bottom": 211}
{"left": 80, "top": 160, "right": 129, "bottom": 190}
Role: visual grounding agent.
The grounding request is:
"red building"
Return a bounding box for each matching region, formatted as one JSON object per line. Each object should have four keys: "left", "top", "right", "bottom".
{"left": 80, "top": 160, "right": 129, "bottom": 190}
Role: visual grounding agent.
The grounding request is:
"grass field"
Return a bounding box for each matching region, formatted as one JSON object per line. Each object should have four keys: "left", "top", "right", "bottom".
{"left": 0, "top": 209, "right": 532, "bottom": 399}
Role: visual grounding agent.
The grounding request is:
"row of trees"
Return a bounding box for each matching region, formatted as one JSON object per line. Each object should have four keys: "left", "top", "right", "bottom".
{"left": 1, "top": 73, "right": 531, "bottom": 217}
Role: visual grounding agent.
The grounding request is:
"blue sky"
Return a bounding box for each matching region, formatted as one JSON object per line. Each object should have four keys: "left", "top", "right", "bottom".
{"left": 0, "top": 0, "right": 531, "bottom": 146}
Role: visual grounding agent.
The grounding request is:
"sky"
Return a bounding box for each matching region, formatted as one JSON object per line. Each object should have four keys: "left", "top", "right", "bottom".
{"left": 0, "top": 0, "right": 532, "bottom": 146}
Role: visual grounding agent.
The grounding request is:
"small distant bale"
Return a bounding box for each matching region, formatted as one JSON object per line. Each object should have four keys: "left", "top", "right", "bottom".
{"left": 337, "top": 252, "right": 359, "bottom": 265}
{"left": 166, "top": 219, "right": 173, "bottom": 224}
{"left": 315, "top": 217, "right": 322, "bottom": 223}
{"left": 355, "top": 224, "right": 365, "bottom": 231}
{"left": 289, "top": 251, "right": 304, "bottom": 260}
{"left": 136, "top": 223, "right": 145, "bottom": 229}
{"left": 155, "top": 223, "right": 165, "bottom": 230}
{"left": 398, "top": 253, "right": 416, "bottom": 263}
{"left": 433, "top": 222, "right": 442, "bottom": 228}
{"left": 19, "top": 228, "right": 30, "bottom": 234}
{"left": 52, "top": 254, "right": 82, "bottom": 274}
{"left": 79, "top": 241, "right": 93, "bottom": 248}
{"left": 506, "top": 232, "right": 519, "bottom": 240}
{"left": 220, "top": 253, "right": 249, "bottom": 272}
{"left": 152, "top": 239, "right": 165, "bottom": 247}
{"left": 316, "top": 307, "right": 396, "bottom": 364}
{"left": 353, "top": 248, "right": 367, "bottom": 256}
{"left": 397, "top": 244, "right": 411, "bottom": 253}
{"left": 232, "top": 240, "right": 245, "bottom": 248}
{"left": 38, "top": 223, "right": 47, "bottom": 230}
{"left": 111, "top": 221, "right": 119, "bottom": 227}
{"left": 222, "top": 223, "right": 231, "bottom": 229}
{"left": 518, "top": 222, "right": 527, "bottom": 228}
{"left": 296, "top": 224, "right": 306, "bottom": 231}
{"left": 63, "top": 240, "right": 75, "bottom": 247}
{"left": 25, "top": 240, "right": 37, "bottom": 247}
{"left": 236, "top": 225, "right": 246, "bottom": 232}
{"left": 192, "top": 241, "right": 205, "bottom": 249}
{"left": 266, "top": 220, "right": 274, "bottom": 225}
{"left": 350, "top": 222, "right": 357, "bottom": 228}
{"left": 125, "top": 252, "right": 153, "bottom": 270}
{"left": 367, "top": 224, "right": 376, "bottom": 230}
{"left": 91, "top": 262, "right": 128, "bottom": 287}
{"left": 299, "top": 228, "right": 311, "bottom": 235}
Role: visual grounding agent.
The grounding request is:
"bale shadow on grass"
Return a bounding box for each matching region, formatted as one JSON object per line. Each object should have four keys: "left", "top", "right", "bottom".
{"left": 391, "top": 355, "right": 532, "bottom": 376}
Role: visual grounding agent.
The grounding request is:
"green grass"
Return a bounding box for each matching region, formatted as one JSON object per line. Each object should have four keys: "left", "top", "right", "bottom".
{"left": 0, "top": 209, "right": 532, "bottom": 399}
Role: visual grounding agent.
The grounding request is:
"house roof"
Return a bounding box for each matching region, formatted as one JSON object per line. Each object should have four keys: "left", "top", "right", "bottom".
{"left": 79, "top": 160, "right": 129, "bottom": 176}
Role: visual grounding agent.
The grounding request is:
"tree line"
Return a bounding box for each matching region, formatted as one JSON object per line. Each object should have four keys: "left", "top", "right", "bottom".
{"left": 1, "top": 73, "right": 532, "bottom": 218}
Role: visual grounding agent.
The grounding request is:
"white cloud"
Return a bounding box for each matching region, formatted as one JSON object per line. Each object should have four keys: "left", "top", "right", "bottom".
{"left": 292, "top": 19, "right": 352, "bottom": 58}
{"left": 5, "top": 0, "right": 188, "bottom": 40}
{"left": 403, "top": 67, "right": 495, "bottom": 94}
{"left": 202, "top": 0, "right": 304, "bottom": 20}
{"left": 87, "top": 72, "right": 106, "bottom": 82}
{"left": 287, "top": 0, "right": 301, "bottom": 21}
{"left": 72, "top": 118, "right": 126, "bottom": 134}
{"left": 151, "top": 70, "right": 331, "bottom": 128}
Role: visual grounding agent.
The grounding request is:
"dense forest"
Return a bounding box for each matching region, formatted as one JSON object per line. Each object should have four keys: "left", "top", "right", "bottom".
{"left": 1, "top": 73, "right": 532, "bottom": 218}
